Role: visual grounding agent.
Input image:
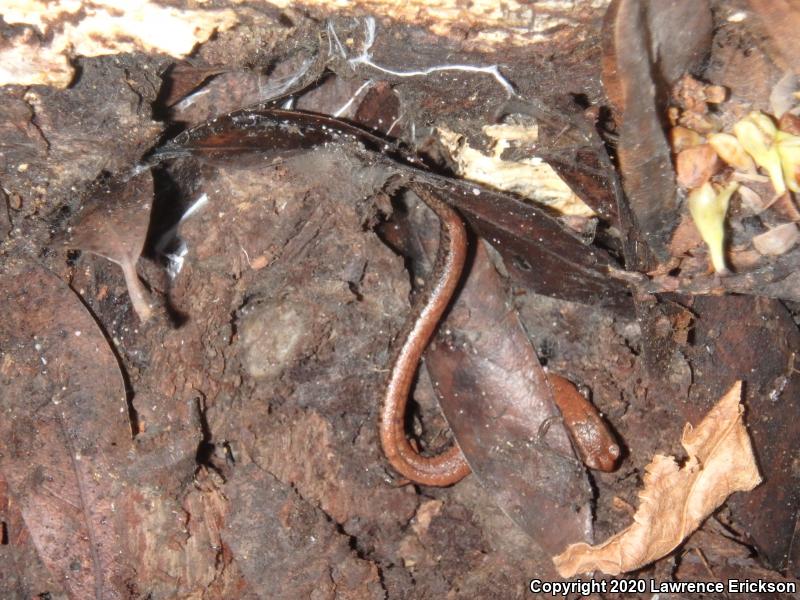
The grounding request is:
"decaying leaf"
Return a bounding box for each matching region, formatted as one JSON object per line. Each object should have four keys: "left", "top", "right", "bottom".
{"left": 65, "top": 169, "right": 154, "bottom": 322}
{"left": 602, "top": 0, "right": 712, "bottom": 261}
{"left": 553, "top": 382, "right": 761, "bottom": 577}
{"left": 435, "top": 126, "right": 596, "bottom": 217}
{"left": 752, "top": 222, "right": 800, "bottom": 255}
{"left": 0, "top": 264, "right": 133, "bottom": 598}
{"left": 387, "top": 205, "right": 595, "bottom": 553}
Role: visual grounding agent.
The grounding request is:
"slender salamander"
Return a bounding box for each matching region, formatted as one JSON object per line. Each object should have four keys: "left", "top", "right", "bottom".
{"left": 380, "top": 182, "right": 620, "bottom": 485}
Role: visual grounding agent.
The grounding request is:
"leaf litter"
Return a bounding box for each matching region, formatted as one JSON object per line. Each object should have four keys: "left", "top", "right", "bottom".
{"left": 553, "top": 382, "right": 761, "bottom": 577}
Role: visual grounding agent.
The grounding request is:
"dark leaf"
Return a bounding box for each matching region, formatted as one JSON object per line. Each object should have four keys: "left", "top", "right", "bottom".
{"left": 683, "top": 295, "right": 800, "bottom": 571}
{"left": 602, "top": 0, "right": 712, "bottom": 262}
{"left": 424, "top": 241, "right": 594, "bottom": 555}
{"left": 383, "top": 206, "right": 594, "bottom": 555}
{"left": 155, "top": 106, "right": 633, "bottom": 313}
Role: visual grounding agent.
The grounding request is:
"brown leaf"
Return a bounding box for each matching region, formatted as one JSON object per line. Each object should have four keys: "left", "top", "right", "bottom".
{"left": 66, "top": 169, "right": 154, "bottom": 321}
{"left": 425, "top": 241, "right": 594, "bottom": 555}
{"left": 603, "top": 0, "right": 712, "bottom": 261}
{"left": 676, "top": 144, "right": 721, "bottom": 189}
{"left": 382, "top": 203, "right": 594, "bottom": 555}
{"left": 0, "top": 264, "right": 134, "bottom": 599}
{"left": 432, "top": 180, "right": 631, "bottom": 313}
{"left": 752, "top": 222, "right": 800, "bottom": 255}
{"left": 553, "top": 382, "right": 761, "bottom": 577}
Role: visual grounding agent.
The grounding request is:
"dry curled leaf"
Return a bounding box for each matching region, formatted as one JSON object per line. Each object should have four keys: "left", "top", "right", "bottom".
{"left": 553, "top": 382, "right": 761, "bottom": 577}
{"left": 435, "top": 126, "right": 595, "bottom": 217}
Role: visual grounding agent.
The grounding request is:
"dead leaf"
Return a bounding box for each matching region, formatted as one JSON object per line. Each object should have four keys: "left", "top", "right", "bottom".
{"left": 752, "top": 222, "right": 800, "bottom": 255}
{"left": 435, "top": 126, "right": 596, "bottom": 217}
{"left": 676, "top": 144, "right": 720, "bottom": 189}
{"left": 603, "top": 0, "right": 712, "bottom": 261}
{"left": 0, "top": 264, "right": 134, "bottom": 598}
{"left": 553, "top": 382, "right": 761, "bottom": 577}
{"left": 65, "top": 169, "right": 154, "bottom": 322}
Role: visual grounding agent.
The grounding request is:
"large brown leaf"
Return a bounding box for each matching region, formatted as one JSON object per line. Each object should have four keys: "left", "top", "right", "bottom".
{"left": 426, "top": 241, "right": 594, "bottom": 555}
{"left": 0, "top": 264, "right": 133, "bottom": 599}
{"left": 603, "top": 0, "right": 712, "bottom": 263}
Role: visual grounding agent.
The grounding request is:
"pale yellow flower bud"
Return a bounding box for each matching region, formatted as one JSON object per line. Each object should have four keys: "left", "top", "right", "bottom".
{"left": 775, "top": 130, "right": 800, "bottom": 193}
{"left": 733, "top": 112, "right": 786, "bottom": 195}
{"left": 687, "top": 181, "right": 738, "bottom": 274}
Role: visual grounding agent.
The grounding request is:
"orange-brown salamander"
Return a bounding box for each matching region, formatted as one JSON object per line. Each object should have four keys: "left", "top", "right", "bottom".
{"left": 380, "top": 182, "right": 620, "bottom": 486}
{"left": 379, "top": 182, "right": 472, "bottom": 486}
{"left": 546, "top": 372, "right": 621, "bottom": 473}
